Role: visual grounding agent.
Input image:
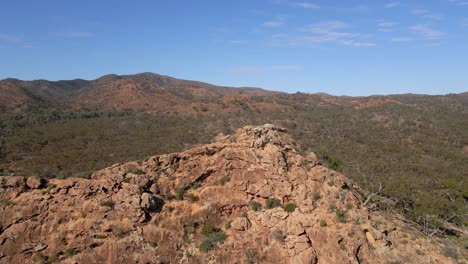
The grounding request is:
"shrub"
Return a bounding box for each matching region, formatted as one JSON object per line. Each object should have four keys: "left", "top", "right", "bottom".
{"left": 64, "top": 248, "right": 78, "bottom": 258}
{"left": 199, "top": 239, "right": 213, "bottom": 253}
{"left": 186, "top": 193, "right": 198, "bottom": 203}
{"left": 282, "top": 203, "right": 297, "bottom": 213}
{"left": 225, "top": 221, "right": 232, "bottom": 229}
{"left": 313, "top": 192, "right": 321, "bottom": 201}
{"left": 33, "top": 253, "right": 58, "bottom": 264}
{"left": 126, "top": 168, "right": 144, "bottom": 175}
{"left": 339, "top": 242, "right": 346, "bottom": 251}
{"left": 115, "top": 228, "right": 127, "bottom": 238}
{"left": 442, "top": 244, "right": 459, "bottom": 260}
{"left": 149, "top": 241, "right": 157, "bottom": 248}
{"left": 415, "top": 249, "right": 424, "bottom": 256}
{"left": 198, "top": 230, "right": 227, "bottom": 252}
{"left": 1, "top": 200, "right": 14, "bottom": 206}
{"left": 217, "top": 175, "right": 231, "bottom": 186}
{"left": 191, "top": 182, "right": 200, "bottom": 190}
{"left": 322, "top": 153, "right": 342, "bottom": 170}
{"left": 201, "top": 223, "right": 215, "bottom": 236}
{"left": 272, "top": 229, "right": 285, "bottom": 242}
{"left": 249, "top": 201, "right": 262, "bottom": 211}
{"left": 208, "top": 231, "right": 227, "bottom": 243}
{"left": 346, "top": 203, "right": 353, "bottom": 209}
{"left": 265, "top": 198, "right": 281, "bottom": 209}
{"left": 335, "top": 208, "right": 346, "bottom": 223}
{"left": 33, "top": 253, "right": 48, "bottom": 264}
{"left": 320, "top": 220, "right": 327, "bottom": 227}
{"left": 99, "top": 200, "right": 114, "bottom": 208}
{"left": 174, "top": 187, "right": 185, "bottom": 200}
{"left": 246, "top": 248, "right": 256, "bottom": 264}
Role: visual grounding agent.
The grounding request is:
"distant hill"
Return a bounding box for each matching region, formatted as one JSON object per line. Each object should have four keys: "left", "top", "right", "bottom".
{"left": 0, "top": 73, "right": 281, "bottom": 113}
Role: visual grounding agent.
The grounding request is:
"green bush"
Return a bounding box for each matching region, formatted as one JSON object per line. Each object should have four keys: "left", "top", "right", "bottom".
{"left": 33, "top": 253, "right": 57, "bottom": 264}
{"left": 208, "top": 231, "right": 227, "bottom": 243}
{"left": 320, "top": 220, "right": 327, "bottom": 227}
{"left": 339, "top": 242, "right": 346, "bottom": 251}
{"left": 199, "top": 239, "right": 213, "bottom": 253}
{"left": 174, "top": 187, "right": 185, "bottom": 200}
{"left": 201, "top": 223, "right": 215, "bottom": 236}
{"left": 149, "top": 241, "right": 157, "bottom": 248}
{"left": 64, "top": 248, "right": 78, "bottom": 258}
{"left": 126, "top": 168, "right": 144, "bottom": 175}
{"left": 282, "top": 203, "right": 297, "bottom": 213}
{"left": 217, "top": 175, "right": 231, "bottom": 186}
{"left": 99, "top": 200, "right": 114, "bottom": 208}
{"left": 198, "top": 230, "right": 227, "bottom": 252}
{"left": 272, "top": 229, "right": 285, "bottom": 242}
{"left": 321, "top": 153, "right": 343, "bottom": 170}
{"left": 186, "top": 193, "right": 198, "bottom": 202}
{"left": 335, "top": 208, "right": 346, "bottom": 223}
{"left": 265, "top": 198, "right": 281, "bottom": 209}
{"left": 249, "top": 201, "right": 262, "bottom": 211}
{"left": 225, "top": 221, "right": 232, "bottom": 229}
{"left": 313, "top": 192, "right": 321, "bottom": 201}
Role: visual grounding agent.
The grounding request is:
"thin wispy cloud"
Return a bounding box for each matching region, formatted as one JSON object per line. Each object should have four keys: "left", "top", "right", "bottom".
{"left": 385, "top": 2, "right": 400, "bottom": 8}
{"left": 462, "top": 18, "right": 468, "bottom": 26}
{"left": 230, "top": 40, "right": 249, "bottom": 44}
{"left": 263, "top": 21, "right": 284, "bottom": 27}
{"left": 412, "top": 9, "right": 443, "bottom": 20}
{"left": 53, "top": 31, "right": 95, "bottom": 38}
{"left": 337, "top": 5, "right": 369, "bottom": 13}
{"left": 448, "top": 0, "right": 468, "bottom": 6}
{"left": 391, "top": 37, "right": 412, "bottom": 42}
{"left": 0, "top": 33, "right": 22, "bottom": 43}
{"left": 229, "top": 66, "right": 265, "bottom": 74}
{"left": 271, "top": 64, "right": 302, "bottom": 70}
{"left": 410, "top": 24, "right": 446, "bottom": 39}
{"left": 342, "top": 40, "right": 376, "bottom": 47}
{"left": 377, "top": 20, "right": 399, "bottom": 32}
{"left": 262, "top": 15, "right": 287, "bottom": 28}
{"left": 302, "top": 20, "right": 375, "bottom": 47}
{"left": 291, "top": 2, "right": 319, "bottom": 9}
{"left": 229, "top": 64, "right": 301, "bottom": 74}
{"left": 212, "top": 27, "right": 232, "bottom": 33}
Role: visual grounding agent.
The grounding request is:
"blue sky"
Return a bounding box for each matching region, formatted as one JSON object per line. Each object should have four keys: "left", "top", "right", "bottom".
{"left": 0, "top": 0, "right": 467, "bottom": 95}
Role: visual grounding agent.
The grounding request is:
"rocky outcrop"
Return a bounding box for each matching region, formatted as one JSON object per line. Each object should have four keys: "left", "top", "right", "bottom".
{"left": 0, "top": 125, "right": 463, "bottom": 263}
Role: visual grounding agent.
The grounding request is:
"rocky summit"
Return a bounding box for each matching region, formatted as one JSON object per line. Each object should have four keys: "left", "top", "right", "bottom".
{"left": 0, "top": 125, "right": 459, "bottom": 264}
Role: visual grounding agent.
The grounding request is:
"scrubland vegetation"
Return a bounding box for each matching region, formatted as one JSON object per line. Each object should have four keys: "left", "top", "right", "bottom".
{"left": 0, "top": 92, "right": 466, "bottom": 235}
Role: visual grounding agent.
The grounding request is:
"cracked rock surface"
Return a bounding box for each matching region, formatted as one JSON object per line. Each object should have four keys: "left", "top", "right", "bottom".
{"left": 0, "top": 124, "right": 457, "bottom": 263}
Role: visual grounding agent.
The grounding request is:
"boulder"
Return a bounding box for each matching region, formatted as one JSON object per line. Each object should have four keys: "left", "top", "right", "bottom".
{"left": 26, "top": 176, "right": 42, "bottom": 189}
